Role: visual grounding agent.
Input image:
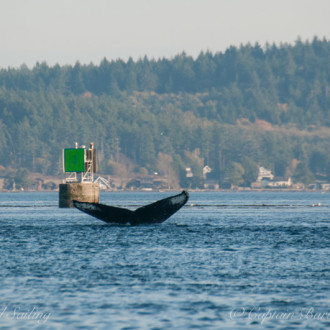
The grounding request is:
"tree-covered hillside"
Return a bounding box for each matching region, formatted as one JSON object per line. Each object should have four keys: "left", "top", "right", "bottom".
{"left": 0, "top": 37, "right": 329, "bottom": 189}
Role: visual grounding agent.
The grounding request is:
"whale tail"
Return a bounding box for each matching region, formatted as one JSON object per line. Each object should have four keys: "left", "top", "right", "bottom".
{"left": 72, "top": 200, "right": 134, "bottom": 224}
{"left": 73, "top": 190, "right": 189, "bottom": 225}
{"left": 133, "top": 190, "right": 189, "bottom": 225}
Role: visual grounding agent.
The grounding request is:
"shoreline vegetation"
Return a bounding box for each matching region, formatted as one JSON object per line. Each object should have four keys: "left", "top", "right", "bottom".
{"left": 0, "top": 38, "right": 329, "bottom": 190}
{"left": 0, "top": 170, "right": 328, "bottom": 192}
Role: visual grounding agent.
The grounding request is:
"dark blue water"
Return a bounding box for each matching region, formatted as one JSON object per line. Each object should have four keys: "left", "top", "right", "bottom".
{"left": 0, "top": 191, "right": 329, "bottom": 329}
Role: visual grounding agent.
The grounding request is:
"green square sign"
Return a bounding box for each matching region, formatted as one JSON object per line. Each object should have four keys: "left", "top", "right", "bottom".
{"left": 64, "top": 148, "right": 85, "bottom": 172}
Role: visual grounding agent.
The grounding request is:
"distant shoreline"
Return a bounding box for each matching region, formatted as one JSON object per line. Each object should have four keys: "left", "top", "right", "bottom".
{"left": 0, "top": 188, "right": 329, "bottom": 193}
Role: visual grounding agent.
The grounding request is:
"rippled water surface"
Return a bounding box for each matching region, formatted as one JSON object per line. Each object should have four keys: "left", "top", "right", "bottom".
{"left": 0, "top": 191, "right": 329, "bottom": 329}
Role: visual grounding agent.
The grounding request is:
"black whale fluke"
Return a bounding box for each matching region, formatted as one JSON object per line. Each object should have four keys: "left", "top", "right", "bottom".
{"left": 72, "top": 190, "right": 189, "bottom": 225}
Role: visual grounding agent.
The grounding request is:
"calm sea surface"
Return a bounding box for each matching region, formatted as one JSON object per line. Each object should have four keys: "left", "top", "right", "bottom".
{"left": 0, "top": 191, "right": 329, "bottom": 329}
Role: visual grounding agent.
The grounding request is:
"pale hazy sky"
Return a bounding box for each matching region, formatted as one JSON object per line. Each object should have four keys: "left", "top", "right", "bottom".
{"left": 0, "top": 0, "right": 329, "bottom": 68}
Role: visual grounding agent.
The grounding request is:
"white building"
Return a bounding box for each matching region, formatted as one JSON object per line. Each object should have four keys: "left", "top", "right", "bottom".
{"left": 267, "top": 177, "right": 292, "bottom": 188}
{"left": 257, "top": 166, "right": 274, "bottom": 182}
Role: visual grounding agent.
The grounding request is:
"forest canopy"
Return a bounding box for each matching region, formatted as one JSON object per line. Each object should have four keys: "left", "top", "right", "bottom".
{"left": 0, "top": 37, "right": 329, "bottom": 188}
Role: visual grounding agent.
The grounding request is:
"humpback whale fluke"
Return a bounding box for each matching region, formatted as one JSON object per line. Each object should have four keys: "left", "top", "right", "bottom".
{"left": 73, "top": 190, "right": 189, "bottom": 225}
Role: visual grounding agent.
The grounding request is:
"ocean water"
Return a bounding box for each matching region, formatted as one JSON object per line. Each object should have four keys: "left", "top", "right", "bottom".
{"left": 0, "top": 191, "right": 329, "bottom": 329}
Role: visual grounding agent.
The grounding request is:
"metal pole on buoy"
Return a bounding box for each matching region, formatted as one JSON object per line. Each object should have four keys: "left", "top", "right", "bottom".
{"left": 59, "top": 142, "right": 99, "bottom": 208}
